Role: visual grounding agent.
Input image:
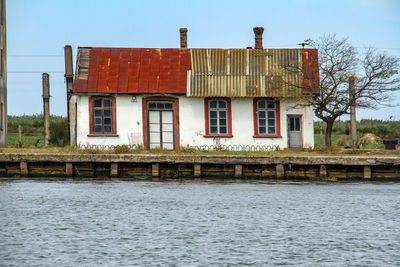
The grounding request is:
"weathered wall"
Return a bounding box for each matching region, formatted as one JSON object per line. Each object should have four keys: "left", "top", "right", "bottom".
{"left": 76, "top": 95, "right": 314, "bottom": 149}
{"left": 0, "top": 153, "right": 399, "bottom": 179}
{"left": 77, "top": 95, "right": 144, "bottom": 146}
{"left": 179, "top": 97, "right": 314, "bottom": 149}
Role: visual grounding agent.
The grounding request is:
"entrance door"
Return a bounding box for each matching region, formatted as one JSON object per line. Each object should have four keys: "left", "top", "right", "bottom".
{"left": 148, "top": 102, "right": 174, "bottom": 149}
{"left": 288, "top": 115, "right": 302, "bottom": 148}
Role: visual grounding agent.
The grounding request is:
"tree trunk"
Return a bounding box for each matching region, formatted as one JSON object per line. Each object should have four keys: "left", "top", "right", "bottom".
{"left": 325, "top": 120, "right": 335, "bottom": 147}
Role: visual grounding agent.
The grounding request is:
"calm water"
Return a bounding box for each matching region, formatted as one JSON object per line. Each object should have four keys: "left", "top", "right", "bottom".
{"left": 1, "top": 181, "right": 400, "bottom": 266}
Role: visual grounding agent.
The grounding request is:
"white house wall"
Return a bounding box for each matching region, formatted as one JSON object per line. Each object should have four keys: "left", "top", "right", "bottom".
{"left": 179, "top": 98, "right": 314, "bottom": 149}
{"left": 76, "top": 95, "right": 314, "bottom": 149}
{"left": 76, "top": 95, "right": 143, "bottom": 147}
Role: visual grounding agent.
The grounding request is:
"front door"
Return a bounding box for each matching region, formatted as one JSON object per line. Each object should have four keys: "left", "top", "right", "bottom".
{"left": 288, "top": 115, "right": 302, "bottom": 148}
{"left": 148, "top": 102, "right": 174, "bottom": 149}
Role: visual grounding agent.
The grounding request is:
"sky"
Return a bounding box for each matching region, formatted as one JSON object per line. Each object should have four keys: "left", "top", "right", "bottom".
{"left": 6, "top": 0, "right": 400, "bottom": 120}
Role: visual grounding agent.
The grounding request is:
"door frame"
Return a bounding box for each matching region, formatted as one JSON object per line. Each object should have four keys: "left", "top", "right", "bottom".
{"left": 287, "top": 114, "right": 303, "bottom": 148}
{"left": 142, "top": 96, "right": 180, "bottom": 150}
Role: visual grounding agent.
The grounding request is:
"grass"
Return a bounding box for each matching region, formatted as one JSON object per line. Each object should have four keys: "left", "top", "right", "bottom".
{"left": 1, "top": 145, "right": 399, "bottom": 158}
{"left": 8, "top": 114, "right": 68, "bottom": 147}
{"left": 8, "top": 133, "right": 44, "bottom": 147}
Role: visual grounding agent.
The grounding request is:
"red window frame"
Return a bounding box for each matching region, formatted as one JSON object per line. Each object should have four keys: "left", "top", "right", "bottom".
{"left": 204, "top": 97, "right": 233, "bottom": 138}
{"left": 253, "top": 98, "right": 281, "bottom": 138}
{"left": 88, "top": 96, "right": 118, "bottom": 137}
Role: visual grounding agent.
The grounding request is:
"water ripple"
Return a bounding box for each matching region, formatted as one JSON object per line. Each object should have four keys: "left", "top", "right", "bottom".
{"left": 0, "top": 181, "right": 400, "bottom": 266}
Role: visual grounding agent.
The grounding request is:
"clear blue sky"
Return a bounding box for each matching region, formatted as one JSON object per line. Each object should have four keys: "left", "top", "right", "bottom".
{"left": 7, "top": 0, "right": 400, "bottom": 120}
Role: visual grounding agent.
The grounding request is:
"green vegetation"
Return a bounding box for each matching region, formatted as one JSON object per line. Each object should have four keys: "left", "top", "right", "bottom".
{"left": 7, "top": 114, "right": 68, "bottom": 147}
{"left": 314, "top": 119, "right": 399, "bottom": 148}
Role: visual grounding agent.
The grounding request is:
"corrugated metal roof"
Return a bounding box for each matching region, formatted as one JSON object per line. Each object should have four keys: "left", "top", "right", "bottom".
{"left": 73, "top": 47, "right": 191, "bottom": 94}
{"left": 73, "top": 47, "right": 319, "bottom": 97}
{"left": 188, "top": 48, "right": 318, "bottom": 97}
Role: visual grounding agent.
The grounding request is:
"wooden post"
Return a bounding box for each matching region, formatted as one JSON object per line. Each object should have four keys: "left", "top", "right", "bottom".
{"left": 65, "top": 163, "right": 73, "bottom": 177}
{"left": 276, "top": 164, "right": 284, "bottom": 178}
{"left": 18, "top": 125, "right": 22, "bottom": 148}
{"left": 152, "top": 163, "right": 159, "bottom": 177}
{"left": 42, "top": 73, "right": 50, "bottom": 147}
{"left": 349, "top": 76, "right": 357, "bottom": 148}
{"left": 235, "top": 164, "right": 242, "bottom": 178}
{"left": 319, "top": 125, "right": 324, "bottom": 146}
{"left": 20, "top": 160, "right": 28, "bottom": 176}
{"left": 110, "top": 163, "right": 118, "bottom": 178}
{"left": 320, "top": 165, "right": 327, "bottom": 177}
{"left": 194, "top": 164, "right": 201, "bottom": 178}
{"left": 363, "top": 166, "right": 371, "bottom": 179}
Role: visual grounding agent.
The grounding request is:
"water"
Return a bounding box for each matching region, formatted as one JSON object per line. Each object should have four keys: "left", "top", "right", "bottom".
{"left": 1, "top": 181, "right": 400, "bottom": 266}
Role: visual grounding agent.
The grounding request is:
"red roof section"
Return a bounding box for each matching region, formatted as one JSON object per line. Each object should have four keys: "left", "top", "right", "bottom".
{"left": 302, "top": 49, "right": 320, "bottom": 94}
{"left": 73, "top": 48, "right": 191, "bottom": 94}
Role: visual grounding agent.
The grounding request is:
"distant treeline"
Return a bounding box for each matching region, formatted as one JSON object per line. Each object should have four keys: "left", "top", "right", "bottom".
{"left": 8, "top": 114, "right": 67, "bottom": 134}
{"left": 314, "top": 120, "right": 400, "bottom": 139}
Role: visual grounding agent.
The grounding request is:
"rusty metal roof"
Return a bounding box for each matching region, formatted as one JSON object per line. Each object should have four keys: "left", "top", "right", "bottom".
{"left": 73, "top": 47, "right": 191, "bottom": 94}
{"left": 188, "top": 48, "right": 319, "bottom": 97}
{"left": 73, "top": 47, "right": 319, "bottom": 97}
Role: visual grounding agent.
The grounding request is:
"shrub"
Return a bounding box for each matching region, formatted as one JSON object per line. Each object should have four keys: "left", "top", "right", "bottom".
{"left": 358, "top": 126, "right": 378, "bottom": 135}
{"left": 49, "top": 119, "right": 69, "bottom": 147}
{"left": 336, "top": 135, "right": 351, "bottom": 147}
{"left": 79, "top": 148, "right": 102, "bottom": 154}
{"left": 113, "top": 145, "right": 132, "bottom": 154}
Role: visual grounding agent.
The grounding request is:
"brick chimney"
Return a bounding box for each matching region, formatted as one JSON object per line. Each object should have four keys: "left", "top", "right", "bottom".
{"left": 179, "top": 28, "right": 188, "bottom": 48}
{"left": 253, "top": 27, "right": 264, "bottom": 49}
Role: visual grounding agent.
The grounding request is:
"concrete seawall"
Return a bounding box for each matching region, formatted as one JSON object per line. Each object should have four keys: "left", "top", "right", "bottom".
{"left": 0, "top": 153, "right": 399, "bottom": 180}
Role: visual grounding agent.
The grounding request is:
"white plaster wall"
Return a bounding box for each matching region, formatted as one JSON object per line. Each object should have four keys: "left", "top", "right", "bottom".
{"left": 76, "top": 95, "right": 143, "bottom": 147}
{"left": 179, "top": 97, "right": 314, "bottom": 149}
{"left": 76, "top": 95, "right": 314, "bottom": 149}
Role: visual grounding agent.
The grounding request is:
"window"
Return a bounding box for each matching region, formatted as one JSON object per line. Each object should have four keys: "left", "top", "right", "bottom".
{"left": 253, "top": 99, "right": 281, "bottom": 137}
{"left": 89, "top": 96, "right": 117, "bottom": 136}
{"left": 204, "top": 98, "right": 232, "bottom": 137}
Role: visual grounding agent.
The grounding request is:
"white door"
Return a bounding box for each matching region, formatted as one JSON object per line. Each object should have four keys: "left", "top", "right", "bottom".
{"left": 288, "top": 115, "right": 303, "bottom": 148}
{"left": 148, "top": 103, "right": 174, "bottom": 149}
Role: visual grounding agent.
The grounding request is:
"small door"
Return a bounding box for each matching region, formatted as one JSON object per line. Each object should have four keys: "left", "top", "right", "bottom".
{"left": 148, "top": 102, "right": 174, "bottom": 149}
{"left": 288, "top": 115, "right": 302, "bottom": 148}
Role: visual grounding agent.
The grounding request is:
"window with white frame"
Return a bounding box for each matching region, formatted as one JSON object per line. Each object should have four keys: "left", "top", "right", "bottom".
{"left": 256, "top": 99, "right": 276, "bottom": 135}
{"left": 208, "top": 99, "right": 228, "bottom": 135}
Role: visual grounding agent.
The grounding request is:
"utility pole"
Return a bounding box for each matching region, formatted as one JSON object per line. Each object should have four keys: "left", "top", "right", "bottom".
{"left": 42, "top": 73, "right": 50, "bottom": 147}
{"left": 0, "top": 0, "right": 7, "bottom": 147}
{"left": 349, "top": 76, "right": 357, "bottom": 148}
{"left": 64, "top": 45, "right": 76, "bottom": 146}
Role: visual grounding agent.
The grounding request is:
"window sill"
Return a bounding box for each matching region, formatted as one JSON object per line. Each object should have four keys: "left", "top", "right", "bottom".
{"left": 87, "top": 134, "right": 119, "bottom": 137}
{"left": 253, "top": 135, "right": 282, "bottom": 138}
{"left": 203, "top": 135, "right": 233, "bottom": 138}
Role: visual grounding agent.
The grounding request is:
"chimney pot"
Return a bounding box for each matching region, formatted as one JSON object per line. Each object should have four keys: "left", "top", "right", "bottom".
{"left": 179, "top": 28, "right": 188, "bottom": 48}
{"left": 253, "top": 27, "right": 264, "bottom": 49}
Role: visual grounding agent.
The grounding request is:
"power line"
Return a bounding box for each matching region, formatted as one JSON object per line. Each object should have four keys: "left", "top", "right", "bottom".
{"left": 8, "top": 54, "right": 63, "bottom": 57}
{"left": 8, "top": 71, "right": 64, "bottom": 74}
{"left": 354, "top": 47, "right": 400, "bottom": 51}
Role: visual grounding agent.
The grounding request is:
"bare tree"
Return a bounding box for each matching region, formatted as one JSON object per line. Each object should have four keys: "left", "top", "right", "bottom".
{"left": 307, "top": 34, "right": 400, "bottom": 146}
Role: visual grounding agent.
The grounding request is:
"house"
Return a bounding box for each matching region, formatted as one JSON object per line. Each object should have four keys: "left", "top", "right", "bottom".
{"left": 66, "top": 27, "right": 319, "bottom": 150}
